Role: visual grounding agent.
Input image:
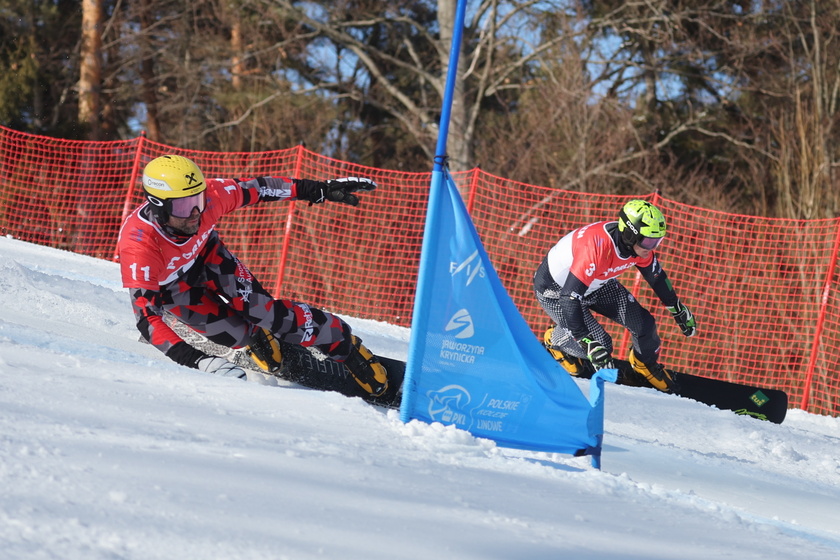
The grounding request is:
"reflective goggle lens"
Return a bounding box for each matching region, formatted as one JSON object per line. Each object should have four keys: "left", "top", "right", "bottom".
{"left": 638, "top": 236, "right": 663, "bottom": 250}
{"left": 168, "top": 192, "right": 206, "bottom": 218}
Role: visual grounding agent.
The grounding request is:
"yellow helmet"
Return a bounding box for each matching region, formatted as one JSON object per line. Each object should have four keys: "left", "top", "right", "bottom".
{"left": 142, "top": 155, "right": 206, "bottom": 199}
{"left": 142, "top": 155, "right": 207, "bottom": 221}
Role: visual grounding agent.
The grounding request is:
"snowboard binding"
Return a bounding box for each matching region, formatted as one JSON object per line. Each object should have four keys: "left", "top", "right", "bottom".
{"left": 343, "top": 335, "right": 389, "bottom": 397}
{"left": 543, "top": 326, "right": 594, "bottom": 377}
{"left": 247, "top": 327, "right": 285, "bottom": 373}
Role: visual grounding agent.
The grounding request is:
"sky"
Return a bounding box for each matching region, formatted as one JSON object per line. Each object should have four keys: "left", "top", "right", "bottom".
{"left": 0, "top": 235, "right": 839, "bottom": 560}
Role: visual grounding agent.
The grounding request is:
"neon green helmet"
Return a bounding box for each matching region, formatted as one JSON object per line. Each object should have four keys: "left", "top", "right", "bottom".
{"left": 617, "top": 200, "right": 666, "bottom": 250}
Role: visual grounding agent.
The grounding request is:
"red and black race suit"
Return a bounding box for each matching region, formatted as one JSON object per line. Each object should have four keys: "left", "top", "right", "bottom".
{"left": 534, "top": 221, "right": 679, "bottom": 363}
{"left": 117, "top": 177, "right": 350, "bottom": 367}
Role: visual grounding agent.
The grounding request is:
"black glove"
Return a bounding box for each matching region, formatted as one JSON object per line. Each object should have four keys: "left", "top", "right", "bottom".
{"left": 577, "top": 337, "right": 614, "bottom": 370}
{"left": 667, "top": 300, "right": 696, "bottom": 337}
{"left": 302, "top": 177, "right": 377, "bottom": 206}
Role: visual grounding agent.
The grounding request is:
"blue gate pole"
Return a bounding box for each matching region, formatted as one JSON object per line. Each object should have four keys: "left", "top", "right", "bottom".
{"left": 400, "top": 0, "right": 469, "bottom": 421}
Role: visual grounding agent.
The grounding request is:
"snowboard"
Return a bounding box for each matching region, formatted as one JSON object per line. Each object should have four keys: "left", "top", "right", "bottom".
{"left": 256, "top": 344, "right": 786, "bottom": 424}
{"left": 165, "top": 303, "right": 785, "bottom": 424}
{"left": 600, "top": 359, "right": 788, "bottom": 424}
{"left": 153, "top": 315, "right": 407, "bottom": 408}
{"left": 258, "top": 340, "right": 407, "bottom": 409}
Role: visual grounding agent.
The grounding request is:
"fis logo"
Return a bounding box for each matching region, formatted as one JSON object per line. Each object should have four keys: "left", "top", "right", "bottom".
{"left": 445, "top": 309, "right": 475, "bottom": 339}
{"left": 450, "top": 250, "right": 485, "bottom": 286}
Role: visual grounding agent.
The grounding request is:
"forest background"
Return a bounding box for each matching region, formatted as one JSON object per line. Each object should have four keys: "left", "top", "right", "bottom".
{"left": 2, "top": 0, "right": 839, "bottom": 220}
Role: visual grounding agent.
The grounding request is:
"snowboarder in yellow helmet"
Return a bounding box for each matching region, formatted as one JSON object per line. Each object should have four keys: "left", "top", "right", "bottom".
{"left": 118, "top": 155, "right": 388, "bottom": 396}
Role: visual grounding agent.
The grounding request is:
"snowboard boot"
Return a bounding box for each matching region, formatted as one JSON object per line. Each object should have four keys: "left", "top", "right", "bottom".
{"left": 628, "top": 348, "right": 677, "bottom": 393}
{"left": 246, "top": 327, "right": 284, "bottom": 373}
{"left": 543, "top": 326, "right": 591, "bottom": 377}
{"left": 343, "top": 335, "right": 389, "bottom": 397}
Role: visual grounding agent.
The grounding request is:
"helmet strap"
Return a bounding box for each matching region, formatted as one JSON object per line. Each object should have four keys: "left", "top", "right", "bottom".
{"left": 144, "top": 197, "right": 195, "bottom": 240}
{"left": 145, "top": 195, "right": 170, "bottom": 223}
{"left": 610, "top": 222, "right": 636, "bottom": 257}
{"left": 162, "top": 222, "right": 195, "bottom": 241}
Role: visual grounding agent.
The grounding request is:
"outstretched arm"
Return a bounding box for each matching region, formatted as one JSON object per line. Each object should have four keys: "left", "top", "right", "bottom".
{"left": 237, "top": 176, "right": 377, "bottom": 207}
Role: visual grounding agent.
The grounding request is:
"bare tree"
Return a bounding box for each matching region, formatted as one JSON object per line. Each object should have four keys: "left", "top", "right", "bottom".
{"left": 12, "top": 0, "right": 840, "bottom": 219}
{"left": 758, "top": 1, "right": 840, "bottom": 219}
{"left": 243, "top": 1, "right": 587, "bottom": 171}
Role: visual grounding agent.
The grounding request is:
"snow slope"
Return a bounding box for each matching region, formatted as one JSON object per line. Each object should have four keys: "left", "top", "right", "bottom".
{"left": 0, "top": 236, "right": 838, "bottom": 560}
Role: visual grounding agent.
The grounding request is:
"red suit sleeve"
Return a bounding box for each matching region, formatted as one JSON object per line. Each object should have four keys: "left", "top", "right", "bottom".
{"left": 130, "top": 288, "right": 185, "bottom": 354}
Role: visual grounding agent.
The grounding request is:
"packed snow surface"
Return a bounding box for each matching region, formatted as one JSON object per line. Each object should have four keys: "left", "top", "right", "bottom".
{"left": 0, "top": 236, "right": 838, "bottom": 559}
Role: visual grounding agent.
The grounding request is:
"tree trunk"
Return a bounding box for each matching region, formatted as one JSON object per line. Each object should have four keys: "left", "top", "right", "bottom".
{"left": 438, "top": 0, "right": 470, "bottom": 172}
{"left": 138, "top": 0, "right": 161, "bottom": 142}
{"left": 231, "top": 19, "right": 243, "bottom": 92}
{"left": 79, "top": 0, "right": 103, "bottom": 140}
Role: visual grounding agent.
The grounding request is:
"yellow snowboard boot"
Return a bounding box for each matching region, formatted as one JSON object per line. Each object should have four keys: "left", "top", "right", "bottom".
{"left": 628, "top": 348, "right": 677, "bottom": 393}
{"left": 246, "top": 327, "right": 284, "bottom": 373}
{"left": 543, "top": 326, "right": 589, "bottom": 376}
{"left": 343, "top": 335, "right": 389, "bottom": 397}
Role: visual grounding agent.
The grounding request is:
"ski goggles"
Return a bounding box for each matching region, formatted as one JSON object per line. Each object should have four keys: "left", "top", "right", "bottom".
{"left": 637, "top": 235, "right": 664, "bottom": 250}
{"left": 167, "top": 191, "right": 206, "bottom": 218}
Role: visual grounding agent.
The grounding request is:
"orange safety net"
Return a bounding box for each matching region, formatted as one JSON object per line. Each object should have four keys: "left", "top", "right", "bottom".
{"left": 0, "top": 124, "right": 837, "bottom": 416}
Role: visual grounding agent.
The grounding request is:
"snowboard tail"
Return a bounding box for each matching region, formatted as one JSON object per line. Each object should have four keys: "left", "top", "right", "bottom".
{"left": 610, "top": 359, "right": 788, "bottom": 424}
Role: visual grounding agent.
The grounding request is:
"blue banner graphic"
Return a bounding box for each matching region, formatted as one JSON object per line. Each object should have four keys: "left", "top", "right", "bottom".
{"left": 400, "top": 170, "right": 606, "bottom": 458}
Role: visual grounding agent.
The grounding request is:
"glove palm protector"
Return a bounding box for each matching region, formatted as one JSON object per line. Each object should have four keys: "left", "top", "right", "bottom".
{"left": 667, "top": 300, "right": 697, "bottom": 337}
{"left": 304, "top": 177, "right": 377, "bottom": 206}
{"left": 577, "top": 337, "right": 614, "bottom": 370}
